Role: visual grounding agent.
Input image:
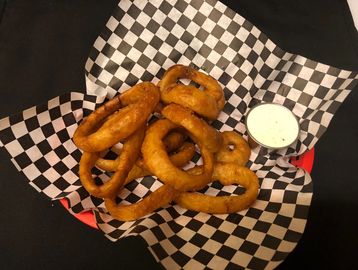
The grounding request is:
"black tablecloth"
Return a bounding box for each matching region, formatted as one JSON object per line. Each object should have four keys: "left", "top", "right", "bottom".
{"left": 0, "top": 0, "right": 357, "bottom": 269}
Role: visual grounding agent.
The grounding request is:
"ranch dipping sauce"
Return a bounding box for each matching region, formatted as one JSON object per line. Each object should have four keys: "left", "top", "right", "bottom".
{"left": 246, "top": 103, "right": 300, "bottom": 149}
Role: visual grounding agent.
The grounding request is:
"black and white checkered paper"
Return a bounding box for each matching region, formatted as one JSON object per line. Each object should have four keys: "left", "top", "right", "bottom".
{"left": 1, "top": 0, "right": 358, "bottom": 269}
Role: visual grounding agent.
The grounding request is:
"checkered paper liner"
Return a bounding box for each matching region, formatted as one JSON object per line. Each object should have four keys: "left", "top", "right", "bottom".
{"left": 1, "top": 0, "right": 358, "bottom": 269}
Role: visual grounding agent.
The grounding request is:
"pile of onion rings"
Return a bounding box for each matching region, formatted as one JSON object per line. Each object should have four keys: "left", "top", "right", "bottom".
{"left": 73, "top": 65, "right": 259, "bottom": 221}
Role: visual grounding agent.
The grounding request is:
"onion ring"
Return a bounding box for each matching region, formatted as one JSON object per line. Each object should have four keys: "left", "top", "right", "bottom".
{"left": 97, "top": 141, "right": 195, "bottom": 184}
{"left": 102, "top": 141, "right": 195, "bottom": 222}
{"left": 73, "top": 82, "right": 159, "bottom": 152}
{"left": 161, "top": 104, "right": 223, "bottom": 153}
{"left": 162, "top": 130, "right": 187, "bottom": 153}
{"left": 215, "top": 131, "right": 251, "bottom": 166}
{"left": 175, "top": 163, "right": 259, "bottom": 214}
{"left": 95, "top": 131, "right": 190, "bottom": 172}
{"left": 158, "top": 64, "right": 225, "bottom": 112}
{"left": 78, "top": 125, "right": 145, "bottom": 198}
{"left": 124, "top": 142, "right": 195, "bottom": 183}
{"left": 161, "top": 84, "right": 219, "bottom": 120}
{"left": 104, "top": 184, "right": 177, "bottom": 221}
{"left": 142, "top": 118, "right": 214, "bottom": 191}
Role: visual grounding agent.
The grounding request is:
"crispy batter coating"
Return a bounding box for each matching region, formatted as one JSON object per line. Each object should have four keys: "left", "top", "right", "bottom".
{"left": 161, "top": 104, "right": 223, "bottom": 153}
{"left": 215, "top": 131, "right": 251, "bottom": 166}
{"left": 104, "top": 184, "right": 177, "bottom": 222}
{"left": 161, "top": 84, "right": 220, "bottom": 120}
{"left": 79, "top": 126, "right": 145, "bottom": 198}
{"left": 158, "top": 64, "right": 225, "bottom": 113}
{"left": 95, "top": 131, "right": 190, "bottom": 172}
{"left": 73, "top": 82, "right": 159, "bottom": 152}
{"left": 142, "top": 119, "right": 214, "bottom": 192}
{"left": 96, "top": 142, "right": 196, "bottom": 182}
{"left": 175, "top": 163, "right": 259, "bottom": 214}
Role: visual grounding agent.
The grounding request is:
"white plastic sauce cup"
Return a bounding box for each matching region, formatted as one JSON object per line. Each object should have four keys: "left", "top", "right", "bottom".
{"left": 245, "top": 103, "right": 300, "bottom": 150}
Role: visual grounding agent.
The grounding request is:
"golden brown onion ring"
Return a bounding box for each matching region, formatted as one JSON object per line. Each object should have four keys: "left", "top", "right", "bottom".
{"left": 161, "top": 84, "right": 219, "bottom": 120}
{"left": 78, "top": 126, "right": 145, "bottom": 198}
{"left": 158, "top": 64, "right": 225, "bottom": 112}
{"left": 215, "top": 131, "right": 251, "bottom": 166}
{"left": 186, "top": 66, "right": 226, "bottom": 111}
{"left": 73, "top": 82, "right": 159, "bottom": 152}
{"left": 162, "top": 130, "right": 187, "bottom": 153}
{"left": 175, "top": 163, "right": 259, "bottom": 214}
{"left": 102, "top": 142, "right": 196, "bottom": 222}
{"left": 166, "top": 142, "right": 196, "bottom": 168}
{"left": 95, "top": 131, "right": 190, "bottom": 172}
{"left": 97, "top": 141, "right": 195, "bottom": 185}
{"left": 161, "top": 104, "right": 223, "bottom": 153}
{"left": 124, "top": 142, "right": 196, "bottom": 184}
{"left": 104, "top": 184, "right": 177, "bottom": 221}
{"left": 142, "top": 119, "right": 214, "bottom": 192}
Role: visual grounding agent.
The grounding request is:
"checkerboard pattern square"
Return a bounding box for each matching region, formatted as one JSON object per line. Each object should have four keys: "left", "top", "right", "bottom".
{"left": 1, "top": 0, "right": 357, "bottom": 269}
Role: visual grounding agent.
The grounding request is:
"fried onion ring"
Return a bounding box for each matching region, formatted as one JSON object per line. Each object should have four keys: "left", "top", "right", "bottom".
{"left": 97, "top": 141, "right": 195, "bottom": 180}
{"left": 73, "top": 82, "right": 159, "bottom": 152}
{"left": 78, "top": 125, "right": 145, "bottom": 198}
{"left": 158, "top": 64, "right": 225, "bottom": 113}
{"left": 142, "top": 119, "right": 214, "bottom": 191}
{"left": 161, "top": 104, "right": 223, "bottom": 153}
{"left": 161, "top": 84, "right": 220, "bottom": 120}
{"left": 124, "top": 142, "right": 195, "bottom": 183}
{"left": 215, "top": 131, "right": 251, "bottom": 166}
{"left": 162, "top": 130, "right": 187, "bottom": 152}
{"left": 104, "top": 184, "right": 177, "bottom": 221}
{"left": 95, "top": 131, "right": 190, "bottom": 172}
{"left": 175, "top": 163, "right": 259, "bottom": 214}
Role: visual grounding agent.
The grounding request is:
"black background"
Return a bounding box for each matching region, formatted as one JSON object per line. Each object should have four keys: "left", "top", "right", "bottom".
{"left": 0, "top": 0, "right": 357, "bottom": 269}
